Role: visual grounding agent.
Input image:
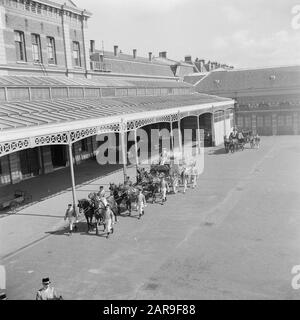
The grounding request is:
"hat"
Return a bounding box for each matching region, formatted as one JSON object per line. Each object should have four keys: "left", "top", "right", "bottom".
{"left": 42, "top": 277, "right": 50, "bottom": 285}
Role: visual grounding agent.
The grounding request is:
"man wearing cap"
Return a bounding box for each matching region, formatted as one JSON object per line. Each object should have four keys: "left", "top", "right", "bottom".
{"left": 104, "top": 204, "right": 114, "bottom": 238}
{"left": 98, "top": 186, "right": 108, "bottom": 207}
{"left": 137, "top": 189, "right": 146, "bottom": 219}
{"left": 64, "top": 204, "right": 77, "bottom": 235}
{"left": 160, "top": 177, "right": 169, "bottom": 204}
{"left": 36, "top": 278, "right": 61, "bottom": 300}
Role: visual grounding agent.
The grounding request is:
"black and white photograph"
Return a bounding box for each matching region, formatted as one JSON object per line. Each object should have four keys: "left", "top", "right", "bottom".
{"left": 0, "top": 0, "right": 300, "bottom": 308}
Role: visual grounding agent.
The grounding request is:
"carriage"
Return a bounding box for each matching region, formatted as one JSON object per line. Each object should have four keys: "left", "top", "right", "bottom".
{"left": 224, "top": 136, "right": 244, "bottom": 153}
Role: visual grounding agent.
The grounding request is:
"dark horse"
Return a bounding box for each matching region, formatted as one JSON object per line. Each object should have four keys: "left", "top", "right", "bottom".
{"left": 77, "top": 195, "right": 106, "bottom": 235}
{"left": 109, "top": 183, "right": 128, "bottom": 216}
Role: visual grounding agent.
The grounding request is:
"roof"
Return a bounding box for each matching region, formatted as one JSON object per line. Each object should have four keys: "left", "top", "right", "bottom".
{"left": 194, "top": 65, "right": 300, "bottom": 95}
{"left": 0, "top": 93, "right": 232, "bottom": 133}
{"left": 93, "top": 50, "right": 184, "bottom": 78}
{"left": 0, "top": 75, "right": 191, "bottom": 89}
{"left": 184, "top": 74, "right": 207, "bottom": 85}
{"left": 0, "top": 75, "right": 134, "bottom": 88}
{"left": 126, "top": 80, "right": 192, "bottom": 88}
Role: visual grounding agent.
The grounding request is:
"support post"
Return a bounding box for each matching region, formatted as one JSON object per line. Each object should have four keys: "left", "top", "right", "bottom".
{"left": 170, "top": 121, "right": 174, "bottom": 151}
{"left": 120, "top": 121, "right": 127, "bottom": 183}
{"left": 68, "top": 143, "right": 78, "bottom": 212}
{"left": 134, "top": 129, "right": 139, "bottom": 182}
{"left": 196, "top": 115, "right": 201, "bottom": 154}
{"left": 211, "top": 111, "right": 215, "bottom": 147}
{"left": 177, "top": 112, "right": 183, "bottom": 159}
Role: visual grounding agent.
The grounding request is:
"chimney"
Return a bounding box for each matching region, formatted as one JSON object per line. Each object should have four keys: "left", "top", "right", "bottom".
{"left": 133, "top": 49, "right": 137, "bottom": 59}
{"left": 159, "top": 51, "right": 167, "bottom": 58}
{"left": 113, "top": 45, "right": 118, "bottom": 56}
{"left": 184, "top": 55, "right": 192, "bottom": 63}
{"left": 196, "top": 59, "right": 204, "bottom": 72}
{"left": 90, "top": 40, "right": 95, "bottom": 53}
{"left": 148, "top": 52, "right": 152, "bottom": 61}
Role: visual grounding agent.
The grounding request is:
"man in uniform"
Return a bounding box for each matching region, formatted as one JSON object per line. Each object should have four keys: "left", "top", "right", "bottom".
{"left": 98, "top": 186, "right": 108, "bottom": 207}
{"left": 124, "top": 176, "right": 132, "bottom": 186}
{"left": 64, "top": 204, "right": 77, "bottom": 235}
{"left": 137, "top": 189, "right": 146, "bottom": 219}
{"left": 36, "top": 278, "right": 61, "bottom": 300}
{"left": 160, "top": 176, "right": 169, "bottom": 204}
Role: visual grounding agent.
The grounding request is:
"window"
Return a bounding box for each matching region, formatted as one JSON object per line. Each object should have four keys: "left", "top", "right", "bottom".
{"left": 237, "top": 116, "right": 243, "bottom": 127}
{"left": 72, "top": 41, "right": 81, "bottom": 67}
{"left": 245, "top": 117, "right": 251, "bottom": 128}
{"left": 214, "top": 111, "right": 224, "bottom": 122}
{"left": 257, "top": 116, "right": 264, "bottom": 127}
{"left": 264, "top": 116, "right": 271, "bottom": 127}
{"left": 286, "top": 115, "right": 293, "bottom": 126}
{"left": 278, "top": 116, "right": 285, "bottom": 126}
{"left": 47, "top": 37, "right": 56, "bottom": 64}
{"left": 14, "top": 31, "right": 26, "bottom": 62}
{"left": 31, "top": 34, "right": 42, "bottom": 62}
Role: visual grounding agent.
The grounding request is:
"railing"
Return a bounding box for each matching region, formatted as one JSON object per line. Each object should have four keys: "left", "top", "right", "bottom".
{"left": 90, "top": 61, "right": 112, "bottom": 72}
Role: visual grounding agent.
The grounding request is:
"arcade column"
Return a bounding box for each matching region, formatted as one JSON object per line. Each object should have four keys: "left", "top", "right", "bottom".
{"left": 211, "top": 113, "right": 215, "bottom": 146}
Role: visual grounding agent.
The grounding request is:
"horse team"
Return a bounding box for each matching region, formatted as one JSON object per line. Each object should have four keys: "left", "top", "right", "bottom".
{"left": 224, "top": 129, "right": 261, "bottom": 153}
{"left": 77, "top": 161, "right": 198, "bottom": 239}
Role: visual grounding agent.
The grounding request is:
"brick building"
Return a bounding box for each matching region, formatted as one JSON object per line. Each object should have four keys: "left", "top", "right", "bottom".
{"left": 185, "top": 65, "right": 300, "bottom": 136}
{"left": 0, "top": 0, "right": 91, "bottom": 77}
{"left": 0, "top": 0, "right": 234, "bottom": 200}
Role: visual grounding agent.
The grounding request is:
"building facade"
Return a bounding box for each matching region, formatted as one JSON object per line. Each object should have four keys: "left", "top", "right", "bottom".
{"left": 0, "top": 0, "right": 91, "bottom": 77}
{"left": 0, "top": 0, "right": 235, "bottom": 199}
{"left": 186, "top": 66, "right": 300, "bottom": 136}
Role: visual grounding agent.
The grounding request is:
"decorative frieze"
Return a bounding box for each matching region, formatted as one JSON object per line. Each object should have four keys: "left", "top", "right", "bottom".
{"left": 70, "top": 127, "right": 97, "bottom": 143}
{"left": 0, "top": 138, "right": 30, "bottom": 156}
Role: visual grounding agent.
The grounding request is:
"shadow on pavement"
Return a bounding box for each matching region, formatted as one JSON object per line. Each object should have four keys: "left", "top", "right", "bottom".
{"left": 15, "top": 213, "right": 63, "bottom": 219}
{"left": 208, "top": 148, "right": 228, "bottom": 155}
{"left": 0, "top": 161, "right": 123, "bottom": 216}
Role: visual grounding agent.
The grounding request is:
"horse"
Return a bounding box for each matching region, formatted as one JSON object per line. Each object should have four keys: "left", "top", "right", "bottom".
{"left": 77, "top": 198, "right": 94, "bottom": 233}
{"left": 88, "top": 193, "right": 107, "bottom": 235}
{"left": 109, "top": 183, "right": 127, "bottom": 217}
{"left": 228, "top": 137, "right": 238, "bottom": 153}
{"left": 125, "top": 185, "right": 139, "bottom": 215}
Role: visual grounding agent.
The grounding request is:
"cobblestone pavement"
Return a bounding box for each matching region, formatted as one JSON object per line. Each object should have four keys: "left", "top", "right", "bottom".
{"left": 2, "top": 136, "right": 300, "bottom": 299}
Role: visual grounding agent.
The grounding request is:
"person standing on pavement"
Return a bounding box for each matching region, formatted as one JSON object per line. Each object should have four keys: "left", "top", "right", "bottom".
{"left": 64, "top": 204, "right": 77, "bottom": 235}
{"left": 98, "top": 186, "right": 108, "bottom": 207}
{"left": 104, "top": 204, "right": 114, "bottom": 239}
{"left": 181, "top": 167, "right": 188, "bottom": 194}
{"left": 160, "top": 176, "right": 169, "bottom": 204}
{"left": 36, "top": 277, "right": 62, "bottom": 300}
{"left": 124, "top": 176, "right": 132, "bottom": 186}
{"left": 137, "top": 189, "right": 146, "bottom": 219}
{"left": 191, "top": 165, "right": 198, "bottom": 189}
